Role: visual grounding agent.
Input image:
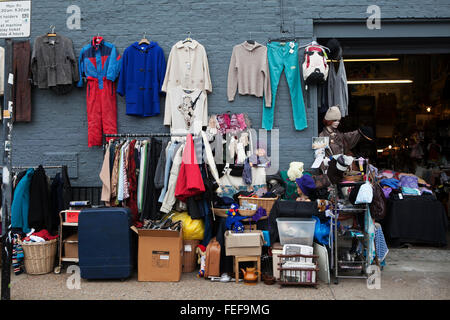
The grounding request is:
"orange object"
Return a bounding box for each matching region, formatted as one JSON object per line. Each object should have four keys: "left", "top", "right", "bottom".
{"left": 241, "top": 267, "right": 259, "bottom": 285}
{"left": 65, "top": 211, "right": 80, "bottom": 223}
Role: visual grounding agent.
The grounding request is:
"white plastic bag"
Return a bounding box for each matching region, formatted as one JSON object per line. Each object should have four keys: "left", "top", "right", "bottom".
{"left": 355, "top": 181, "right": 373, "bottom": 204}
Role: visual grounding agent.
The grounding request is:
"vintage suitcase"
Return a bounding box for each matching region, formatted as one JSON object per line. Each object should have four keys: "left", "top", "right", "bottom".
{"left": 182, "top": 239, "right": 200, "bottom": 273}
{"left": 78, "top": 207, "right": 134, "bottom": 280}
{"left": 204, "top": 238, "right": 221, "bottom": 278}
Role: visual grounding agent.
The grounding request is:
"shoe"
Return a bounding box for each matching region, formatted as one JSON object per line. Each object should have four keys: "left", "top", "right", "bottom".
{"left": 219, "top": 273, "right": 231, "bottom": 282}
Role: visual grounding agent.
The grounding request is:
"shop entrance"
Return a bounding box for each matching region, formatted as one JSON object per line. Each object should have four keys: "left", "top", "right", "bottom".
{"left": 338, "top": 53, "right": 450, "bottom": 173}
{"left": 316, "top": 34, "right": 450, "bottom": 174}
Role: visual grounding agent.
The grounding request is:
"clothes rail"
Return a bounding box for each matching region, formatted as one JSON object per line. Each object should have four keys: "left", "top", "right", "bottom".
{"left": 12, "top": 165, "right": 64, "bottom": 170}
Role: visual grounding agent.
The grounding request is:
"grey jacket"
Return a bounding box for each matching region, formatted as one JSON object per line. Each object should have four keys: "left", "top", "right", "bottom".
{"left": 31, "top": 34, "right": 79, "bottom": 89}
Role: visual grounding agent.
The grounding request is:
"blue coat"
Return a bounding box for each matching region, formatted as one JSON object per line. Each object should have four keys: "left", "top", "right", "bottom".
{"left": 117, "top": 42, "right": 166, "bottom": 117}
{"left": 11, "top": 168, "right": 34, "bottom": 234}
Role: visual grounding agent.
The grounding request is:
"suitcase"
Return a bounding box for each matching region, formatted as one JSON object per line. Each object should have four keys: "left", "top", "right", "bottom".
{"left": 204, "top": 238, "right": 220, "bottom": 278}
{"left": 78, "top": 207, "right": 134, "bottom": 280}
{"left": 182, "top": 239, "right": 200, "bottom": 273}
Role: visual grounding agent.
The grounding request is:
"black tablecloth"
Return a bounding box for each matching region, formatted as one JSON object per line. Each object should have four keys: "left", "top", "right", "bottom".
{"left": 383, "top": 194, "right": 448, "bottom": 246}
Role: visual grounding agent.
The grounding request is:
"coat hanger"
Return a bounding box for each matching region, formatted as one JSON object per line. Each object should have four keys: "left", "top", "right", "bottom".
{"left": 47, "top": 25, "right": 56, "bottom": 37}
{"left": 246, "top": 32, "right": 255, "bottom": 45}
{"left": 183, "top": 31, "right": 192, "bottom": 43}
{"left": 139, "top": 32, "right": 150, "bottom": 45}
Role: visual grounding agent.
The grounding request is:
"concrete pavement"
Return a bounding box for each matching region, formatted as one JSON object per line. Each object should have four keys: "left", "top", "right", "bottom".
{"left": 7, "top": 246, "right": 450, "bottom": 300}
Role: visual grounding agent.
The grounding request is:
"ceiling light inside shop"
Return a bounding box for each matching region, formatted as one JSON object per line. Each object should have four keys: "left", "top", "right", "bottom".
{"left": 327, "top": 58, "right": 399, "bottom": 62}
{"left": 347, "top": 80, "right": 413, "bottom": 84}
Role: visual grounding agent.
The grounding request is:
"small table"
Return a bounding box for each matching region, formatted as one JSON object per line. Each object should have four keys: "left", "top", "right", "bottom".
{"left": 233, "top": 255, "right": 261, "bottom": 283}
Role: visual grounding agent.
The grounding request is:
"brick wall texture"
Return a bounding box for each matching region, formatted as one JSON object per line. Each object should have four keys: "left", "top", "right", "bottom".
{"left": 2, "top": 0, "right": 450, "bottom": 186}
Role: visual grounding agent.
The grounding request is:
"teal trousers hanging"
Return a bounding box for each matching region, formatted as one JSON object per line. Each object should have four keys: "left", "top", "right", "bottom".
{"left": 262, "top": 41, "right": 307, "bottom": 131}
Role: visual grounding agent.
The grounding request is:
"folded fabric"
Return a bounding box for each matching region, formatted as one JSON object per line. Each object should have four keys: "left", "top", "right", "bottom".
{"left": 379, "top": 170, "right": 395, "bottom": 179}
{"left": 30, "top": 229, "right": 59, "bottom": 241}
{"left": 401, "top": 187, "right": 421, "bottom": 196}
{"left": 399, "top": 175, "right": 419, "bottom": 189}
{"left": 379, "top": 178, "right": 400, "bottom": 189}
{"left": 420, "top": 187, "right": 433, "bottom": 195}
{"left": 250, "top": 207, "right": 267, "bottom": 222}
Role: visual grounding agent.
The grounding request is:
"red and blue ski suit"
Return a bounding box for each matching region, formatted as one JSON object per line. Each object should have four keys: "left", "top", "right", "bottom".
{"left": 78, "top": 37, "right": 121, "bottom": 147}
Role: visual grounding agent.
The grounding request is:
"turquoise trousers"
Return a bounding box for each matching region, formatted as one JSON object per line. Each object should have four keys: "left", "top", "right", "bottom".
{"left": 262, "top": 41, "right": 307, "bottom": 131}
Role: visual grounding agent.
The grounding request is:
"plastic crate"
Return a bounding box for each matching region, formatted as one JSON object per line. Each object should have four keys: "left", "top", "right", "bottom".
{"left": 276, "top": 218, "right": 316, "bottom": 246}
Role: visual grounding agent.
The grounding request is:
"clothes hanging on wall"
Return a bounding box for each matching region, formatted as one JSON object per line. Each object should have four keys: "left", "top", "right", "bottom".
{"left": 117, "top": 41, "right": 167, "bottom": 117}
{"left": 227, "top": 41, "right": 272, "bottom": 107}
{"left": 31, "top": 34, "right": 79, "bottom": 93}
{"left": 77, "top": 36, "right": 121, "bottom": 147}
{"left": 162, "top": 39, "right": 212, "bottom": 93}
{"left": 327, "top": 59, "right": 348, "bottom": 118}
{"left": 262, "top": 41, "right": 307, "bottom": 131}
{"left": 164, "top": 86, "right": 207, "bottom": 135}
{"left": 13, "top": 40, "right": 32, "bottom": 122}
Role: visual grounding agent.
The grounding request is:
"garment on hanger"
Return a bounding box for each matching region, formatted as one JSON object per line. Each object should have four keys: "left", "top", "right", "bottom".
{"left": 29, "top": 166, "right": 56, "bottom": 233}
{"left": 77, "top": 37, "right": 121, "bottom": 147}
{"left": 160, "top": 142, "right": 185, "bottom": 214}
{"left": 162, "top": 39, "right": 212, "bottom": 93}
{"left": 137, "top": 141, "right": 149, "bottom": 212}
{"left": 13, "top": 40, "right": 32, "bottom": 122}
{"left": 141, "top": 137, "right": 163, "bottom": 220}
{"left": 31, "top": 34, "right": 79, "bottom": 91}
{"left": 164, "top": 86, "right": 207, "bottom": 135}
{"left": 117, "top": 41, "right": 166, "bottom": 117}
{"left": 100, "top": 142, "right": 112, "bottom": 205}
{"left": 327, "top": 59, "right": 348, "bottom": 118}
{"left": 262, "top": 41, "right": 307, "bottom": 131}
{"left": 125, "top": 140, "right": 138, "bottom": 224}
{"left": 227, "top": 41, "right": 271, "bottom": 106}
{"left": 11, "top": 168, "right": 34, "bottom": 234}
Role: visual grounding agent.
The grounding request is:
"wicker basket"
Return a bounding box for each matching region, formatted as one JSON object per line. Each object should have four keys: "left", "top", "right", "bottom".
{"left": 343, "top": 171, "right": 364, "bottom": 182}
{"left": 238, "top": 196, "right": 278, "bottom": 213}
{"left": 21, "top": 239, "right": 58, "bottom": 275}
{"left": 212, "top": 208, "right": 257, "bottom": 218}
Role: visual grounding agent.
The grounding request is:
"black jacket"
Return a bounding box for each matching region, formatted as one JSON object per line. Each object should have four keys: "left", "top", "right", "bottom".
{"left": 28, "top": 166, "right": 53, "bottom": 233}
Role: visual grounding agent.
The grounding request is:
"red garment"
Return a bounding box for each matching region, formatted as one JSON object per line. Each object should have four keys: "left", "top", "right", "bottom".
{"left": 24, "top": 229, "right": 59, "bottom": 241}
{"left": 86, "top": 78, "right": 117, "bottom": 147}
{"left": 125, "top": 140, "right": 138, "bottom": 224}
{"left": 175, "top": 134, "right": 205, "bottom": 202}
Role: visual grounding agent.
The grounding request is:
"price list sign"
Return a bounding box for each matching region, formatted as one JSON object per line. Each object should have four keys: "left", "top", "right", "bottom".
{"left": 0, "top": 1, "right": 31, "bottom": 38}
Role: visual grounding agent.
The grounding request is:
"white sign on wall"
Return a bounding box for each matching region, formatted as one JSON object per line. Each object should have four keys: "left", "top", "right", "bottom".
{"left": 0, "top": 1, "right": 31, "bottom": 38}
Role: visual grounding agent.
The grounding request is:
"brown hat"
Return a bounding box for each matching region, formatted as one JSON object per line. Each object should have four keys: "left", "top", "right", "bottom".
{"left": 324, "top": 106, "right": 342, "bottom": 121}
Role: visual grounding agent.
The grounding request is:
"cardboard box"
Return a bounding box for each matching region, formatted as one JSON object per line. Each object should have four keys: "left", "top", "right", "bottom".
{"left": 225, "top": 230, "right": 265, "bottom": 256}
{"left": 136, "top": 228, "right": 183, "bottom": 282}
{"left": 64, "top": 233, "right": 78, "bottom": 259}
{"left": 182, "top": 239, "right": 200, "bottom": 273}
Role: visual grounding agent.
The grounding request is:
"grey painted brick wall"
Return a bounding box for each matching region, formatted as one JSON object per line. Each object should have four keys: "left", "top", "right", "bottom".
{"left": 2, "top": 0, "right": 450, "bottom": 186}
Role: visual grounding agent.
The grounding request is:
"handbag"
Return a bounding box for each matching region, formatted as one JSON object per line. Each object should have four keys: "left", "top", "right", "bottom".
{"left": 355, "top": 181, "right": 373, "bottom": 204}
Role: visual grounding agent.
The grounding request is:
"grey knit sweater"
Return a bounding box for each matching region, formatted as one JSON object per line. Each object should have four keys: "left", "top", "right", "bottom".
{"left": 227, "top": 41, "right": 272, "bottom": 106}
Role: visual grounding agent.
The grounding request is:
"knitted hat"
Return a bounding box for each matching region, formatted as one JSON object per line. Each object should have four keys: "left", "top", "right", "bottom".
{"left": 327, "top": 155, "right": 353, "bottom": 184}
{"left": 287, "top": 162, "right": 304, "bottom": 181}
{"left": 324, "top": 106, "right": 342, "bottom": 121}
{"left": 295, "top": 175, "right": 316, "bottom": 197}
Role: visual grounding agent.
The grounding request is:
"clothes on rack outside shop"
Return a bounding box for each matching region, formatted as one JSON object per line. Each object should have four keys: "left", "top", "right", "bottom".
{"left": 12, "top": 234, "right": 24, "bottom": 275}
{"left": 29, "top": 165, "right": 57, "bottom": 234}
{"left": 327, "top": 59, "right": 348, "bottom": 118}
{"left": 50, "top": 166, "right": 71, "bottom": 222}
{"left": 154, "top": 139, "right": 170, "bottom": 189}
{"left": 164, "top": 86, "right": 207, "bottom": 135}
{"left": 11, "top": 168, "right": 34, "bottom": 234}
{"left": 227, "top": 41, "right": 271, "bottom": 106}
{"left": 125, "top": 140, "right": 139, "bottom": 224}
{"left": 100, "top": 141, "right": 112, "bottom": 205}
{"left": 31, "top": 34, "right": 79, "bottom": 90}
{"left": 13, "top": 40, "right": 32, "bottom": 122}
{"left": 78, "top": 37, "right": 121, "bottom": 147}
{"left": 117, "top": 41, "right": 166, "bottom": 117}
{"left": 262, "top": 41, "right": 307, "bottom": 131}
{"left": 175, "top": 134, "right": 205, "bottom": 202}
{"left": 158, "top": 141, "right": 182, "bottom": 203}
{"left": 160, "top": 141, "right": 185, "bottom": 214}
{"left": 141, "top": 137, "right": 163, "bottom": 220}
